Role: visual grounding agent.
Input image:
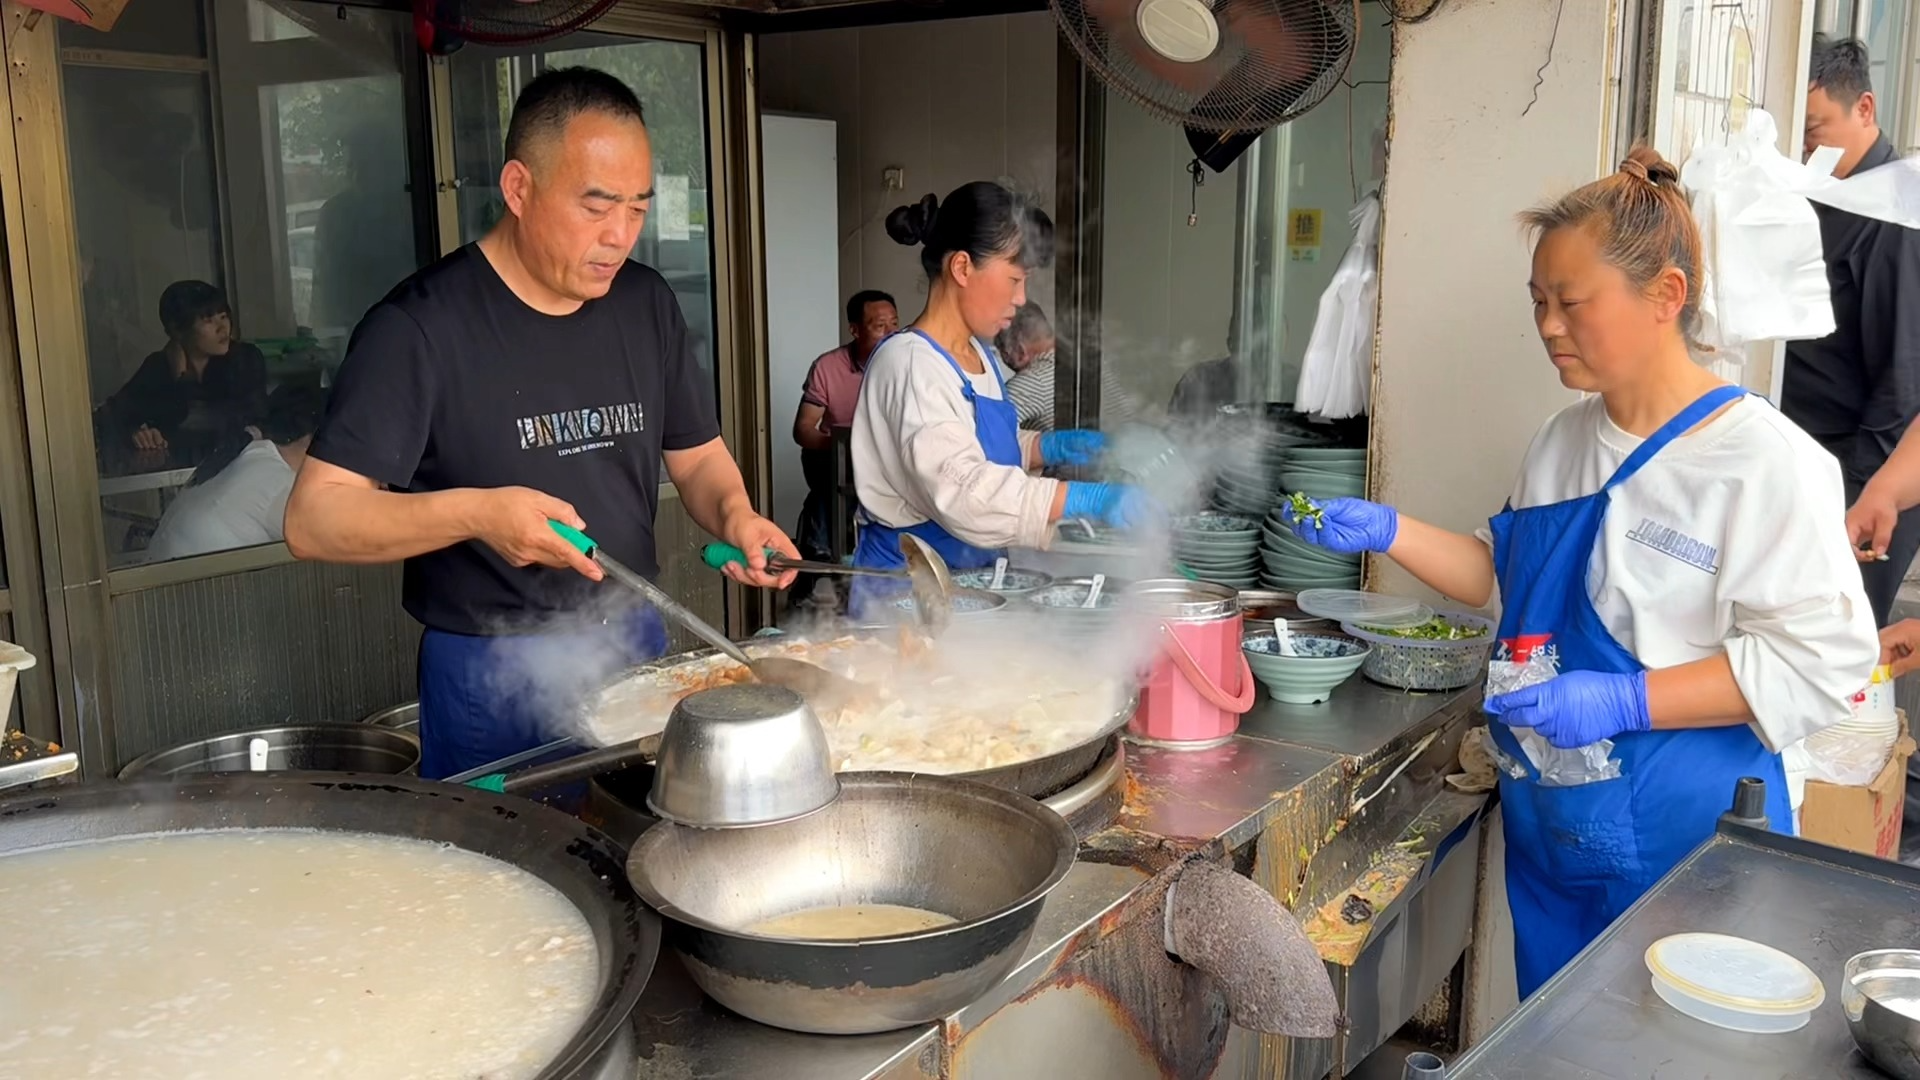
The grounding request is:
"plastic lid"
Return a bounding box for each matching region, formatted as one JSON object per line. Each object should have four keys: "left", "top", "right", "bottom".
{"left": 1645, "top": 933, "right": 1826, "bottom": 1015}
{"left": 1294, "top": 589, "right": 1432, "bottom": 629}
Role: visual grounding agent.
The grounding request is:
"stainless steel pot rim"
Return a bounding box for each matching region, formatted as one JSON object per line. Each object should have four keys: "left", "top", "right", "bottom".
{"left": 627, "top": 772, "right": 1077, "bottom": 948}
{"left": 116, "top": 723, "right": 422, "bottom": 780}
{"left": 641, "top": 790, "right": 838, "bottom": 830}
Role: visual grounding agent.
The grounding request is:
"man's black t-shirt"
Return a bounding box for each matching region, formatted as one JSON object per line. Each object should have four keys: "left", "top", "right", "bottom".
{"left": 309, "top": 244, "right": 720, "bottom": 636}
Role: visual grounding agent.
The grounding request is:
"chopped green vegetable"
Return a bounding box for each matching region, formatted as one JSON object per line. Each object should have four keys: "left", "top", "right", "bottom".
{"left": 1363, "top": 617, "right": 1490, "bottom": 641}
{"left": 1286, "top": 492, "right": 1326, "bottom": 529}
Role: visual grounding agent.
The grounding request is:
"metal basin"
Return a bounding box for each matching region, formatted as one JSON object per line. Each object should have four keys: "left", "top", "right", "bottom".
{"left": 117, "top": 723, "right": 421, "bottom": 779}
{"left": 1845, "top": 949, "right": 1920, "bottom": 1079}
{"left": 626, "top": 772, "right": 1076, "bottom": 1034}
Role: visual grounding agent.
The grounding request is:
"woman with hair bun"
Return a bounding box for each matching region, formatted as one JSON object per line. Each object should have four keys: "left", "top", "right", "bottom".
{"left": 848, "top": 182, "right": 1155, "bottom": 609}
{"left": 1285, "top": 147, "right": 1878, "bottom": 995}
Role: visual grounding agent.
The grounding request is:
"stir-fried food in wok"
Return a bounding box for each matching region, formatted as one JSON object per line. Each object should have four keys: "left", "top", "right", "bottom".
{"left": 588, "top": 634, "right": 1127, "bottom": 774}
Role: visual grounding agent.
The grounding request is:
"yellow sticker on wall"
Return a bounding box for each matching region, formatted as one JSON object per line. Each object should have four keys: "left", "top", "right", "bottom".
{"left": 1288, "top": 208, "right": 1323, "bottom": 262}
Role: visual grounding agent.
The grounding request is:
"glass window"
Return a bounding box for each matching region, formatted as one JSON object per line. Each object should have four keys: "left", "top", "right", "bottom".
{"left": 448, "top": 35, "right": 719, "bottom": 383}
{"left": 64, "top": 0, "right": 425, "bottom": 568}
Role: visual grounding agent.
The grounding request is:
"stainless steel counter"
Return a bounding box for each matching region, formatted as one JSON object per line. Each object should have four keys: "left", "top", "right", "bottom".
{"left": 1447, "top": 822, "right": 1920, "bottom": 1079}
{"left": 621, "top": 681, "right": 1485, "bottom": 1079}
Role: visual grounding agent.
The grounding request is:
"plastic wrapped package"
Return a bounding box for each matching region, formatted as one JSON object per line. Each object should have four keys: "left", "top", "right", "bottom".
{"left": 1800, "top": 724, "right": 1899, "bottom": 787}
{"left": 1486, "top": 652, "right": 1621, "bottom": 788}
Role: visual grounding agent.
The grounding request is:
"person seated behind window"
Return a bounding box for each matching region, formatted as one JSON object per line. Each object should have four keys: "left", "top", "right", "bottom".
{"left": 94, "top": 280, "right": 268, "bottom": 463}
{"left": 996, "top": 301, "right": 1137, "bottom": 431}
{"left": 143, "top": 381, "right": 326, "bottom": 562}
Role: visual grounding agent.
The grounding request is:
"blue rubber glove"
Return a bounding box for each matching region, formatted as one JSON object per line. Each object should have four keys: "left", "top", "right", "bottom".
{"left": 1062, "top": 482, "right": 1162, "bottom": 530}
{"left": 1484, "top": 670, "right": 1653, "bottom": 749}
{"left": 1282, "top": 497, "right": 1400, "bottom": 555}
{"left": 1040, "top": 429, "right": 1108, "bottom": 468}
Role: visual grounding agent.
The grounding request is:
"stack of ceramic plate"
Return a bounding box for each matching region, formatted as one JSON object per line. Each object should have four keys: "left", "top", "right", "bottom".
{"left": 1258, "top": 510, "right": 1363, "bottom": 590}
{"left": 1172, "top": 512, "right": 1261, "bottom": 589}
{"left": 1276, "top": 447, "right": 1367, "bottom": 502}
{"left": 1211, "top": 459, "right": 1279, "bottom": 518}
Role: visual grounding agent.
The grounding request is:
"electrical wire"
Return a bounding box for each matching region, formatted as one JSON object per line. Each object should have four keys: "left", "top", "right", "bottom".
{"left": 1521, "top": 0, "right": 1569, "bottom": 119}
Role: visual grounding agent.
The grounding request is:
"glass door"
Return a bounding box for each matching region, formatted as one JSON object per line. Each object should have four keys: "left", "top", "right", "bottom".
{"left": 441, "top": 29, "right": 730, "bottom": 642}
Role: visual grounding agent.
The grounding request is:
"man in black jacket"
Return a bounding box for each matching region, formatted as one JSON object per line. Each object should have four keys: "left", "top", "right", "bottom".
{"left": 1784, "top": 36, "right": 1920, "bottom": 628}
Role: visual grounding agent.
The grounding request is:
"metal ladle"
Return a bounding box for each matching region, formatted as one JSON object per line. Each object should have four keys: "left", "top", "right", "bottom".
{"left": 548, "top": 522, "right": 867, "bottom": 708}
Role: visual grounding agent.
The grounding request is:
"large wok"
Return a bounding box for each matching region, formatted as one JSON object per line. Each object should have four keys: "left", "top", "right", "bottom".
{"left": 0, "top": 774, "right": 658, "bottom": 1080}
{"left": 582, "top": 640, "right": 1138, "bottom": 800}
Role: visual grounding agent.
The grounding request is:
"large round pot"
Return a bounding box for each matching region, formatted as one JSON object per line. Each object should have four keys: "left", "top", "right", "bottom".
{"left": 0, "top": 774, "right": 657, "bottom": 1079}
{"left": 626, "top": 772, "right": 1075, "bottom": 1035}
{"left": 118, "top": 722, "right": 421, "bottom": 779}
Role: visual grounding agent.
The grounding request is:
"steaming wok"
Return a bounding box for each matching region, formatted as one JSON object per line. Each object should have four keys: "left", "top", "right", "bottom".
{"left": 0, "top": 774, "right": 658, "bottom": 1080}
{"left": 579, "top": 637, "right": 1137, "bottom": 796}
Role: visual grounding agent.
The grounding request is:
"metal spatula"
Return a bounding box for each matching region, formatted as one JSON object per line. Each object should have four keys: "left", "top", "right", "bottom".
{"left": 548, "top": 521, "right": 867, "bottom": 709}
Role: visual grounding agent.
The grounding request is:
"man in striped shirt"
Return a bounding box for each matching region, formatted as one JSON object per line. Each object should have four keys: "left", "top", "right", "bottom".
{"left": 996, "top": 302, "right": 1137, "bottom": 431}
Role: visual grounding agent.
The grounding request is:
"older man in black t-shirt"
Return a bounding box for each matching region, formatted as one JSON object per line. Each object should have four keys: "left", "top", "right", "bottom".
{"left": 286, "top": 68, "right": 796, "bottom": 778}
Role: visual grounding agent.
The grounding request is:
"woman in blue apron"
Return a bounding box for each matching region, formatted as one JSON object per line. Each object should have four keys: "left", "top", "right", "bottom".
{"left": 848, "top": 182, "right": 1156, "bottom": 615}
{"left": 1283, "top": 148, "right": 1879, "bottom": 997}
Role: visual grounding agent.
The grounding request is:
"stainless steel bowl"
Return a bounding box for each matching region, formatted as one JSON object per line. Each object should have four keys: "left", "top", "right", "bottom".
{"left": 647, "top": 683, "right": 840, "bottom": 829}
{"left": 1845, "top": 949, "right": 1920, "bottom": 1079}
{"left": 117, "top": 723, "right": 421, "bottom": 779}
{"left": 626, "top": 772, "right": 1077, "bottom": 1034}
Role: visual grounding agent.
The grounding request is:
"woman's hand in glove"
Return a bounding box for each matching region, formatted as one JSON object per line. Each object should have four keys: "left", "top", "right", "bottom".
{"left": 1282, "top": 497, "right": 1399, "bottom": 555}
{"left": 1040, "top": 429, "right": 1108, "bottom": 468}
{"left": 1484, "top": 670, "right": 1652, "bottom": 749}
{"left": 1062, "top": 482, "right": 1162, "bottom": 530}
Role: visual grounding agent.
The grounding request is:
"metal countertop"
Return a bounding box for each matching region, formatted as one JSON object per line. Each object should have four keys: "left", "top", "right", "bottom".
{"left": 1448, "top": 824, "right": 1920, "bottom": 1079}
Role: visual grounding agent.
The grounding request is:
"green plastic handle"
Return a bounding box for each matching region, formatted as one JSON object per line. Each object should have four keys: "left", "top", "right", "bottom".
{"left": 548, "top": 520, "right": 597, "bottom": 557}
{"left": 702, "top": 543, "right": 780, "bottom": 571}
{"left": 466, "top": 774, "right": 507, "bottom": 793}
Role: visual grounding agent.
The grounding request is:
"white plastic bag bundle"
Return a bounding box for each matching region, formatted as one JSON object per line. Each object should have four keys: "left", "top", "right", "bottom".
{"left": 1683, "top": 108, "right": 1920, "bottom": 350}
{"left": 1682, "top": 111, "right": 1836, "bottom": 349}
{"left": 1295, "top": 193, "right": 1380, "bottom": 419}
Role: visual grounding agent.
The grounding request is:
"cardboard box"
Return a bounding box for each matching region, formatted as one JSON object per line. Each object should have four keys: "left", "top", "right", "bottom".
{"left": 1801, "top": 714, "right": 1914, "bottom": 860}
{"left": 18, "top": 0, "right": 132, "bottom": 33}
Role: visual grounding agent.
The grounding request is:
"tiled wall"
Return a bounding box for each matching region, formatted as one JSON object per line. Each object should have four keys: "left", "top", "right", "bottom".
{"left": 756, "top": 13, "right": 1061, "bottom": 326}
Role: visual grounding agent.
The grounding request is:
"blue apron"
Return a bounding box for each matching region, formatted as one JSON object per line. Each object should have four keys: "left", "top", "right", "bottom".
{"left": 1487, "top": 385, "right": 1790, "bottom": 998}
{"left": 850, "top": 329, "right": 1024, "bottom": 616}
{"left": 416, "top": 607, "right": 667, "bottom": 780}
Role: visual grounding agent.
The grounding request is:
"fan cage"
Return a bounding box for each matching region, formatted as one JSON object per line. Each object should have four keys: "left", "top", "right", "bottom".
{"left": 1051, "top": 0, "right": 1360, "bottom": 134}
{"left": 422, "top": 0, "right": 621, "bottom": 46}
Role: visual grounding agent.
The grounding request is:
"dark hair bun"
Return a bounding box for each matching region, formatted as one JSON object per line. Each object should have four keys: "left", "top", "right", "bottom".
{"left": 885, "top": 194, "right": 940, "bottom": 247}
{"left": 1619, "top": 145, "right": 1680, "bottom": 187}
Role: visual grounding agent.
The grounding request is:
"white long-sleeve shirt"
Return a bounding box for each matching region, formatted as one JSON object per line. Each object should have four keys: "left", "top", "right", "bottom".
{"left": 851, "top": 333, "right": 1058, "bottom": 550}
{"left": 1484, "top": 394, "right": 1878, "bottom": 752}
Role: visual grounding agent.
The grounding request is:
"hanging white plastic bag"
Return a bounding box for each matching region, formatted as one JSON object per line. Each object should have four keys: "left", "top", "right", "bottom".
{"left": 1683, "top": 108, "right": 1920, "bottom": 349}
{"left": 1682, "top": 111, "right": 1837, "bottom": 349}
{"left": 1295, "top": 193, "right": 1380, "bottom": 419}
